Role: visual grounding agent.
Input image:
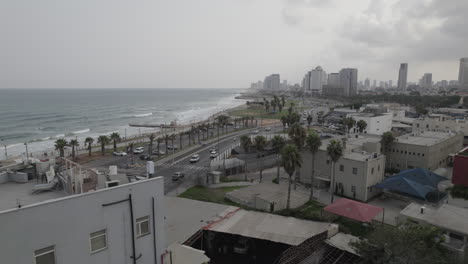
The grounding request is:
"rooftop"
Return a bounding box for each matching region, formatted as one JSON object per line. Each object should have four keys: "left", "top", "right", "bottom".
{"left": 395, "top": 131, "right": 460, "bottom": 146}
{"left": 206, "top": 209, "right": 334, "bottom": 246}
{"left": 400, "top": 203, "right": 468, "bottom": 235}
{"left": 325, "top": 232, "right": 360, "bottom": 255}
{"left": 318, "top": 135, "right": 383, "bottom": 162}
{"left": 0, "top": 181, "right": 66, "bottom": 212}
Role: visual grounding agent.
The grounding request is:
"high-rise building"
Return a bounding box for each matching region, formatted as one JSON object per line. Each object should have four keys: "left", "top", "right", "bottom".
{"left": 389, "top": 80, "right": 393, "bottom": 88}
{"left": 264, "top": 74, "right": 280, "bottom": 90}
{"left": 397, "top": 63, "right": 408, "bottom": 91}
{"left": 364, "top": 78, "right": 370, "bottom": 89}
{"left": 339, "top": 68, "right": 358, "bottom": 96}
{"left": 302, "top": 66, "right": 327, "bottom": 95}
{"left": 458, "top": 58, "right": 468, "bottom": 89}
{"left": 372, "top": 80, "right": 377, "bottom": 89}
{"left": 419, "top": 73, "right": 433, "bottom": 88}
{"left": 328, "top": 73, "right": 340, "bottom": 87}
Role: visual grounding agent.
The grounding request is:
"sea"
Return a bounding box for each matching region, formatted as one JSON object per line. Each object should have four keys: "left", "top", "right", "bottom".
{"left": 0, "top": 88, "right": 245, "bottom": 160}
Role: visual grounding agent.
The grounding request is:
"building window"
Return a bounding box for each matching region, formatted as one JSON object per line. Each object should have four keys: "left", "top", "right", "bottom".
{"left": 34, "top": 246, "right": 55, "bottom": 264}
{"left": 351, "top": 185, "right": 356, "bottom": 193}
{"left": 378, "top": 165, "right": 380, "bottom": 171}
{"left": 417, "top": 124, "right": 420, "bottom": 128}
{"left": 371, "top": 167, "right": 374, "bottom": 174}
{"left": 90, "top": 230, "right": 107, "bottom": 253}
{"left": 339, "top": 165, "right": 344, "bottom": 171}
{"left": 352, "top": 168, "right": 357, "bottom": 175}
{"left": 136, "top": 216, "right": 150, "bottom": 237}
{"left": 422, "top": 154, "right": 425, "bottom": 157}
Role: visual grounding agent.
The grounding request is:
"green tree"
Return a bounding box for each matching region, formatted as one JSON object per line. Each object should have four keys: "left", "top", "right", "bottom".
{"left": 288, "top": 123, "right": 306, "bottom": 150}
{"left": 288, "top": 112, "right": 301, "bottom": 125}
{"left": 271, "top": 135, "right": 286, "bottom": 183}
{"left": 327, "top": 139, "right": 343, "bottom": 203}
{"left": 110, "top": 132, "right": 121, "bottom": 151}
{"left": 342, "top": 117, "right": 356, "bottom": 135}
{"left": 281, "top": 95, "right": 286, "bottom": 107}
{"left": 147, "top": 133, "right": 155, "bottom": 155}
{"left": 97, "top": 135, "right": 110, "bottom": 156}
{"left": 280, "top": 115, "right": 288, "bottom": 130}
{"left": 281, "top": 144, "right": 302, "bottom": 209}
{"left": 265, "top": 100, "right": 270, "bottom": 112}
{"left": 306, "top": 131, "right": 321, "bottom": 201}
{"left": 306, "top": 114, "right": 313, "bottom": 127}
{"left": 69, "top": 139, "right": 79, "bottom": 160}
{"left": 254, "top": 135, "right": 268, "bottom": 183}
{"left": 351, "top": 223, "right": 448, "bottom": 264}
{"left": 84, "top": 137, "right": 94, "bottom": 156}
{"left": 164, "top": 134, "right": 170, "bottom": 155}
{"left": 55, "top": 138, "right": 68, "bottom": 158}
{"left": 357, "top": 119, "right": 367, "bottom": 134}
{"left": 381, "top": 131, "right": 395, "bottom": 155}
{"left": 240, "top": 135, "right": 252, "bottom": 153}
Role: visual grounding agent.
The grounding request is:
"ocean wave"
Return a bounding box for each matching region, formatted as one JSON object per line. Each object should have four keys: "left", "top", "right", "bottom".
{"left": 55, "top": 134, "right": 65, "bottom": 138}
{"left": 72, "top": 128, "right": 90, "bottom": 134}
{"left": 41, "top": 137, "right": 51, "bottom": 141}
{"left": 133, "top": 112, "right": 153, "bottom": 117}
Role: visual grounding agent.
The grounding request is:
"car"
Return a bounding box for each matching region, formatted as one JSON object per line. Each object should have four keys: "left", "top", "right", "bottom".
{"left": 113, "top": 151, "right": 127, "bottom": 156}
{"left": 139, "top": 155, "right": 151, "bottom": 160}
{"left": 133, "top": 148, "right": 144, "bottom": 154}
{"left": 209, "top": 147, "right": 217, "bottom": 152}
{"left": 253, "top": 130, "right": 259, "bottom": 134}
{"left": 210, "top": 152, "right": 218, "bottom": 158}
{"left": 265, "top": 127, "right": 271, "bottom": 131}
{"left": 152, "top": 150, "right": 165, "bottom": 156}
{"left": 233, "top": 137, "right": 237, "bottom": 141}
{"left": 189, "top": 154, "right": 200, "bottom": 163}
{"left": 167, "top": 145, "right": 179, "bottom": 150}
{"left": 172, "top": 172, "right": 185, "bottom": 181}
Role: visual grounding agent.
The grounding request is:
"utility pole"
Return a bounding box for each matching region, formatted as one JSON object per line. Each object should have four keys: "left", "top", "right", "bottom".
{"left": 24, "top": 142, "right": 29, "bottom": 163}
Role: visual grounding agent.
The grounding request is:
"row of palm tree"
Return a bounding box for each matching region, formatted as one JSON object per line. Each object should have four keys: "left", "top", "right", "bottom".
{"left": 54, "top": 138, "right": 81, "bottom": 160}
{"left": 262, "top": 95, "right": 287, "bottom": 113}
{"left": 342, "top": 117, "right": 368, "bottom": 135}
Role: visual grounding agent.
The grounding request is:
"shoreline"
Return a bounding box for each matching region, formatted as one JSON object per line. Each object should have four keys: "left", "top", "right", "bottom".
{"left": 0, "top": 95, "right": 249, "bottom": 163}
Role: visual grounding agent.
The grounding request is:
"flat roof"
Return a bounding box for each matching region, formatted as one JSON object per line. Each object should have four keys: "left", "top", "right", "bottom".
{"left": 0, "top": 181, "right": 66, "bottom": 212}
{"left": 164, "top": 197, "right": 234, "bottom": 246}
{"left": 325, "top": 232, "right": 360, "bottom": 255}
{"left": 206, "top": 209, "right": 333, "bottom": 246}
{"left": 318, "top": 136, "right": 383, "bottom": 162}
{"left": 400, "top": 203, "right": 468, "bottom": 235}
{"left": 395, "top": 131, "right": 459, "bottom": 146}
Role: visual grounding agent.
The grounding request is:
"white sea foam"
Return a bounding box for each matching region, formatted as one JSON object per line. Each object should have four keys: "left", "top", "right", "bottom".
{"left": 41, "top": 137, "right": 51, "bottom": 141}
{"left": 133, "top": 112, "right": 153, "bottom": 117}
{"left": 55, "top": 134, "right": 65, "bottom": 138}
{"left": 72, "top": 128, "right": 90, "bottom": 134}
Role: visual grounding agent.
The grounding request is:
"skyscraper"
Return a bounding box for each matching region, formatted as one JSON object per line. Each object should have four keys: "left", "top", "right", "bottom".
{"left": 397, "top": 63, "right": 408, "bottom": 91}
{"left": 419, "top": 73, "right": 432, "bottom": 88}
{"left": 264, "top": 74, "right": 280, "bottom": 90}
{"left": 339, "top": 68, "right": 358, "bottom": 96}
{"left": 458, "top": 58, "right": 468, "bottom": 89}
{"left": 364, "top": 78, "right": 370, "bottom": 89}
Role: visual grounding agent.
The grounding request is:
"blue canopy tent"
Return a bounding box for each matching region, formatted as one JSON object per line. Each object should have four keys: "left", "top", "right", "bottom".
{"left": 375, "top": 168, "right": 448, "bottom": 201}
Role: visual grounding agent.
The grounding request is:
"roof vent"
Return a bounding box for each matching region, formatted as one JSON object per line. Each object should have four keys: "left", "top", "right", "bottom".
{"left": 420, "top": 206, "right": 425, "bottom": 214}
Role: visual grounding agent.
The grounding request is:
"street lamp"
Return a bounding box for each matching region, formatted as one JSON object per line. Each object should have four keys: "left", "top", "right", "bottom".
{"left": 1, "top": 139, "right": 7, "bottom": 159}
{"left": 24, "top": 142, "right": 29, "bottom": 163}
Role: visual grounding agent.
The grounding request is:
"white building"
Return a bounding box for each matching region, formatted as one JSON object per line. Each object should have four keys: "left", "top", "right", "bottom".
{"left": 458, "top": 58, "right": 468, "bottom": 89}
{"left": 413, "top": 114, "right": 468, "bottom": 144}
{"left": 397, "top": 63, "right": 408, "bottom": 91}
{"left": 347, "top": 112, "right": 393, "bottom": 135}
{"left": 300, "top": 136, "right": 385, "bottom": 202}
{"left": 264, "top": 74, "right": 280, "bottom": 90}
{"left": 0, "top": 177, "right": 166, "bottom": 264}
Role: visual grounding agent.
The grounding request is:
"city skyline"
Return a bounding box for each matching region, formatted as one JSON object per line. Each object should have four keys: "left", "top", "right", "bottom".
{"left": 1, "top": 0, "right": 467, "bottom": 89}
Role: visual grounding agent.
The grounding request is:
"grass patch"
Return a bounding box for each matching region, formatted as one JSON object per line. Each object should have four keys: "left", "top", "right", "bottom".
{"left": 229, "top": 107, "right": 289, "bottom": 120}
{"left": 276, "top": 200, "right": 324, "bottom": 221}
{"left": 179, "top": 186, "right": 247, "bottom": 205}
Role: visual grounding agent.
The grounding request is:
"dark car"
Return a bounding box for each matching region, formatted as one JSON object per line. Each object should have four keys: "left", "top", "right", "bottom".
{"left": 139, "top": 155, "right": 151, "bottom": 161}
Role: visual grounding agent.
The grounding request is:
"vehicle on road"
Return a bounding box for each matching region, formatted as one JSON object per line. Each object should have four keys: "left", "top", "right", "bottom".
{"left": 189, "top": 154, "right": 200, "bottom": 163}
{"left": 133, "top": 147, "right": 144, "bottom": 154}
{"left": 209, "top": 147, "right": 217, "bottom": 152}
{"left": 233, "top": 137, "right": 237, "bottom": 141}
{"left": 210, "top": 152, "right": 218, "bottom": 158}
{"left": 252, "top": 130, "right": 259, "bottom": 134}
{"left": 139, "top": 155, "right": 151, "bottom": 160}
{"left": 172, "top": 172, "right": 185, "bottom": 181}
{"left": 152, "top": 150, "right": 165, "bottom": 155}
{"left": 113, "top": 151, "right": 127, "bottom": 156}
{"left": 167, "top": 145, "right": 179, "bottom": 150}
{"left": 265, "top": 127, "right": 271, "bottom": 131}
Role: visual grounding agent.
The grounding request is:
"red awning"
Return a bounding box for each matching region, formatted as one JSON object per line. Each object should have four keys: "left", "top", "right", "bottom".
{"left": 324, "top": 198, "right": 383, "bottom": 222}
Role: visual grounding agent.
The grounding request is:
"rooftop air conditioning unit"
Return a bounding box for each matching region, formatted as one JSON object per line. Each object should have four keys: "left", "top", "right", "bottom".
{"left": 105, "top": 180, "right": 119, "bottom": 188}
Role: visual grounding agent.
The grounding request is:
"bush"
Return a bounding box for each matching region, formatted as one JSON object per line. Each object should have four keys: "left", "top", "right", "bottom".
{"left": 272, "top": 178, "right": 279, "bottom": 184}
{"left": 449, "top": 185, "right": 468, "bottom": 200}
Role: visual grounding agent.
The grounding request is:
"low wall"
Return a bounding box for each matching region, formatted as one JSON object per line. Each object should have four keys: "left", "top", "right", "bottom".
{"left": 0, "top": 172, "right": 28, "bottom": 184}
{"left": 0, "top": 172, "right": 7, "bottom": 184}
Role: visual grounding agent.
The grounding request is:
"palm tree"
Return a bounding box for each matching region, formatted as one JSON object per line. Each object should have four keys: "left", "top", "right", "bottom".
{"left": 55, "top": 138, "right": 68, "bottom": 158}
{"left": 84, "top": 137, "right": 94, "bottom": 156}
{"left": 179, "top": 132, "right": 183, "bottom": 149}
{"left": 271, "top": 135, "right": 285, "bottom": 183}
{"left": 97, "top": 135, "right": 110, "bottom": 156}
{"left": 306, "top": 131, "right": 321, "bottom": 201}
{"left": 357, "top": 120, "right": 367, "bottom": 134}
{"left": 240, "top": 135, "right": 252, "bottom": 153}
{"left": 128, "top": 142, "right": 134, "bottom": 164}
{"left": 271, "top": 100, "right": 277, "bottom": 112}
{"left": 69, "top": 139, "right": 79, "bottom": 160}
{"left": 156, "top": 137, "right": 162, "bottom": 155}
{"left": 342, "top": 117, "right": 356, "bottom": 135}
{"left": 288, "top": 123, "right": 306, "bottom": 150}
{"left": 265, "top": 101, "right": 270, "bottom": 112}
{"left": 170, "top": 134, "right": 176, "bottom": 151}
{"left": 254, "top": 135, "right": 267, "bottom": 183}
{"left": 307, "top": 114, "right": 313, "bottom": 128}
{"left": 327, "top": 139, "right": 343, "bottom": 203}
{"left": 164, "top": 134, "right": 170, "bottom": 155}
{"left": 281, "top": 95, "right": 286, "bottom": 108}
{"left": 381, "top": 131, "right": 395, "bottom": 155}
{"left": 148, "top": 133, "right": 155, "bottom": 155}
{"left": 281, "top": 144, "right": 302, "bottom": 209}
{"left": 110, "top": 132, "right": 121, "bottom": 151}
{"left": 281, "top": 115, "right": 288, "bottom": 130}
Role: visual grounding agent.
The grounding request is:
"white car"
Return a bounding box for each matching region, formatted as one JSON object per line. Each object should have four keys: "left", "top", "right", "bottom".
{"left": 253, "top": 130, "right": 259, "bottom": 134}
{"left": 189, "top": 154, "right": 200, "bottom": 163}
{"left": 113, "top": 151, "right": 127, "bottom": 156}
{"left": 265, "top": 127, "right": 271, "bottom": 131}
{"left": 172, "top": 172, "right": 185, "bottom": 181}
{"left": 210, "top": 152, "right": 218, "bottom": 158}
{"left": 133, "top": 147, "right": 144, "bottom": 154}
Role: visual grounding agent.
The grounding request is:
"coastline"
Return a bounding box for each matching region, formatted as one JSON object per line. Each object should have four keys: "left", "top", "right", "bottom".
{"left": 0, "top": 93, "right": 249, "bottom": 163}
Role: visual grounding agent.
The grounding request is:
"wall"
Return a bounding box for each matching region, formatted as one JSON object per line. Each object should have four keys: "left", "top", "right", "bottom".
{"left": 0, "top": 172, "right": 7, "bottom": 184}
{"left": 453, "top": 154, "right": 468, "bottom": 187}
{"left": 350, "top": 113, "right": 393, "bottom": 135}
{"left": 0, "top": 177, "right": 166, "bottom": 264}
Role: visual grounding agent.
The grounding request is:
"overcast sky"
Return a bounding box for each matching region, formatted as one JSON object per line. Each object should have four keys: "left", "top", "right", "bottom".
{"left": 1, "top": 0, "right": 467, "bottom": 89}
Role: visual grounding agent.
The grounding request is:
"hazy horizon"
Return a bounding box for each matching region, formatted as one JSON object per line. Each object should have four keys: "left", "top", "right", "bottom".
{"left": 1, "top": 0, "right": 467, "bottom": 89}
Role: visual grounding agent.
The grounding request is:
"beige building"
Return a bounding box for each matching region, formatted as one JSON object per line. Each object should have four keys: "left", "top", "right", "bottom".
{"left": 385, "top": 131, "right": 463, "bottom": 171}
{"left": 413, "top": 114, "right": 468, "bottom": 144}
{"left": 300, "top": 135, "right": 385, "bottom": 202}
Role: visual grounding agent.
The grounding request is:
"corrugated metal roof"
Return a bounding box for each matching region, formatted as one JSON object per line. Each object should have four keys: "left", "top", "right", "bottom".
{"left": 206, "top": 209, "right": 333, "bottom": 246}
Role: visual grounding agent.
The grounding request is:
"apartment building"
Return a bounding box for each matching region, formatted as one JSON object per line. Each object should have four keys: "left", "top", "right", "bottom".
{"left": 348, "top": 112, "right": 393, "bottom": 135}
{"left": 385, "top": 131, "right": 463, "bottom": 171}
{"left": 300, "top": 135, "right": 385, "bottom": 202}
{"left": 0, "top": 177, "right": 166, "bottom": 264}
{"left": 413, "top": 114, "right": 468, "bottom": 144}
